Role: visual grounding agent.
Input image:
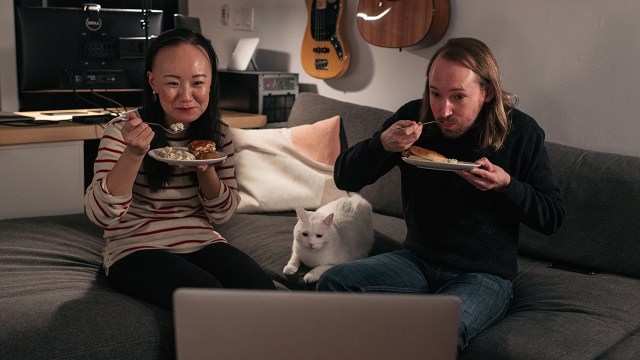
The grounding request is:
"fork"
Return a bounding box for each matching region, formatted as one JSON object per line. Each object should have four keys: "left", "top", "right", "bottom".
{"left": 146, "top": 122, "right": 183, "bottom": 134}
{"left": 400, "top": 120, "right": 439, "bottom": 130}
{"left": 117, "top": 109, "right": 182, "bottom": 134}
{"left": 418, "top": 121, "right": 439, "bottom": 126}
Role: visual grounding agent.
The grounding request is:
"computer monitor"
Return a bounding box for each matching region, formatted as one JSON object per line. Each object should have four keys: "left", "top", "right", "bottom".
{"left": 173, "top": 14, "right": 201, "bottom": 33}
{"left": 15, "top": 5, "right": 163, "bottom": 91}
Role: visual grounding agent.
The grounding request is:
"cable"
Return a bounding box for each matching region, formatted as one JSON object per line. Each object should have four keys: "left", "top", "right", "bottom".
{"left": 88, "top": 89, "right": 128, "bottom": 115}
{"left": 72, "top": 88, "right": 103, "bottom": 109}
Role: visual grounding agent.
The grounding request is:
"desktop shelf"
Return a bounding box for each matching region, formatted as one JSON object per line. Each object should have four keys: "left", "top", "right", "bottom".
{"left": 22, "top": 88, "right": 144, "bottom": 93}
{"left": 19, "top": 88, "right": 144, "bottom": 111}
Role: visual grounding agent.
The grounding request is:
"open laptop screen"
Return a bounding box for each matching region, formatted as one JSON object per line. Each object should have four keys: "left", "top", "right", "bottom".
{"left": 173, "top": 289, "right": 460, "bottom": 360}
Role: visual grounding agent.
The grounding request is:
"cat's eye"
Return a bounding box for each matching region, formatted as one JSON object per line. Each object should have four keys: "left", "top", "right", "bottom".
{"left": 302, "top": 232, "right": 309, "bottom": 237}
{"left": 316, "top": 235, "right": 323, "bottom": 238}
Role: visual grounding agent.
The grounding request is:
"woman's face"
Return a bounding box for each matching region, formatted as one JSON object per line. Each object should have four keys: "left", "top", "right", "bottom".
{"left": 147, "top": 43, "right": 212, "bottom": 126}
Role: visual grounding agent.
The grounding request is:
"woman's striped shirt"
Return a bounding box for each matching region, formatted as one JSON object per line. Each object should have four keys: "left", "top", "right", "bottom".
{"left": 84, "top": 118, "right": 239, "bottom": 271}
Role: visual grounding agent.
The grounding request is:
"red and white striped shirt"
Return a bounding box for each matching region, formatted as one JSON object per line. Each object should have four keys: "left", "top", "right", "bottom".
{"left": 84, "top": 118, "right": 239, "bottom": 271}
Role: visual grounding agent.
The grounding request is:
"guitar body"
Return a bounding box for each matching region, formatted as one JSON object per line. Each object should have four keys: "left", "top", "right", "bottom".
{"left": 301, "top": 0, "right": 350, "bottom": 79}
{"left": 356, "top": 0, "right": 450, "bottom": 49}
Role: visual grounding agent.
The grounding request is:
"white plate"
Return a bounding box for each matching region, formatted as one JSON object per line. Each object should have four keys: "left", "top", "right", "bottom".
{"left": 148, "top": 147, "right": 227, "bottom": 166}
{"left": 402, "top": 157, "right": 480, "bottom": 171}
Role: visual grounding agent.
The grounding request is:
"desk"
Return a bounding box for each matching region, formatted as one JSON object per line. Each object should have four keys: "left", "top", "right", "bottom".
{"left": 0, "top": 109, "right": 266, "bottom": 219}
{"left": 0, "top": 109, "right": 267, "bottom": 146}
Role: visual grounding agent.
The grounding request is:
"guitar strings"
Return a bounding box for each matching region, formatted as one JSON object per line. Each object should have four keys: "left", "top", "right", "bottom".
{"left": 315, "top": 2, "right": 320, "bottom": 63}
{"left": 317, "top": 2, "right": 325, "bottom": 64}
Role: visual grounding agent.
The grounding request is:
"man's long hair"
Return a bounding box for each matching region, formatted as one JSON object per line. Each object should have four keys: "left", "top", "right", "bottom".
{"left": 420, "top": 37, "right": 518, "bottom": 151}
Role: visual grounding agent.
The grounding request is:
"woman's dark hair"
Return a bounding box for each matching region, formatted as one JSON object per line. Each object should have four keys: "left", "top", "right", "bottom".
{"left": 141, "top": 28, "right": 223, "bottom": 191}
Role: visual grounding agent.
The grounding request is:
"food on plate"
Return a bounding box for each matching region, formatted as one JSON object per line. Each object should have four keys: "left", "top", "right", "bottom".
{"left": 156, "top": 147, "right": 196, "bottom": 160}
{"left": 170, "top": 122, "right": 185, "bottom": 132}
{"left": 187, "top": 140, "right": 218, "bottom": 160}
{"left": 402, "top": 146, "right": 458, "bottom": 164}
{"left": 152, "top": 140, "right": 222, "bottom": 163}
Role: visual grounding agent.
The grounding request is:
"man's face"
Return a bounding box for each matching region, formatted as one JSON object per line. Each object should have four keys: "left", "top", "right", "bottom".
{"left": 428, "top": 56, "right": 491, "bottom": 139}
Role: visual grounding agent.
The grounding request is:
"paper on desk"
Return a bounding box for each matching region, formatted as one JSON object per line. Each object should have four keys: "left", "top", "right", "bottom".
{"left": 32, "top": 115, "right": 74, "bottom": 121}
{"left": 15, "top": 110, "right": 113, "bottom": 122}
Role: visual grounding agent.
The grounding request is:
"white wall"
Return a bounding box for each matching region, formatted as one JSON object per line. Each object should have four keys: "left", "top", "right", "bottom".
{"left": 0, "top": 0, "right": 19, "bottom": 111}
{"left": 190, "top": 0, "right": 640, "bottom": 157}
{"left": 2, "top": 1, "right": 638, "bottom": 156}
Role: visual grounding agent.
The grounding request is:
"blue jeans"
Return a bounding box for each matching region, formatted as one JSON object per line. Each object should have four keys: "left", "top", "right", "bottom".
{"left": 317, "top": 250, "right": 513, "bottom": 351}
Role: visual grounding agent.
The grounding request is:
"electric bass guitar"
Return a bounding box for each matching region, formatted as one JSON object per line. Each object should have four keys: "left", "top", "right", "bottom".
{"left": 301, "top": 0, "right": 350, "bottom": 79}
{"left": 356, "top": 0, "right": 450, "bottom": 49}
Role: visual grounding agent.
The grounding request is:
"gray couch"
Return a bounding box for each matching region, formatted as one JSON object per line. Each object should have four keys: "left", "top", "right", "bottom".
{"left": 1, "top": 93, "right": 639, "bottom": 359}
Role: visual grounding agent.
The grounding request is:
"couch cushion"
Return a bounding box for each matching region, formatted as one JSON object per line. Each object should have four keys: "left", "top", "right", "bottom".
{"left": 460, "top": 256, "right": 640, "bottom": 359}
{"left": 288, "top": 93, "right": 392, "bottom": 149}
{"left": 287, "top": 93, "right": 403, "bottom": 218}
{"left": 596, "top": 327, "right": 640, "bottom": 359}
{"left": 218, "top": 212, "right": 404, "bottom": 290}
{"left": 231, "top": 115, "right": 347, "bottom": 213}
{"left": 519, "top": 142, "right": 640, "bottom": 278}
{"left": 289, "top": 115, "right": 342, "bottom": 165}
{"left": 0, "top": 214, "right": 174, "bottom": 359}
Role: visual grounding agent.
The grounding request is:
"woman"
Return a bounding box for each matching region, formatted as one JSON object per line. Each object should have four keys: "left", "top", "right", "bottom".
{"left": 84, "top": 28, "right": 275, "bottom": 310}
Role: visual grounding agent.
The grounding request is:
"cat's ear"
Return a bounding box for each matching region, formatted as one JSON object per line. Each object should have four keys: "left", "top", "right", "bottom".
{"left": 322, "top": 213, "right": 335, "bottom": 226}
{"left": 295, "top": 207, "right": 309, "bottom": 223}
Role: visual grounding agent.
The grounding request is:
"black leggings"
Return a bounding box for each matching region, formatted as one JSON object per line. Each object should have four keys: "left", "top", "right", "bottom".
{"left": 107, "top": 242, "right": 276, "bottom": 310}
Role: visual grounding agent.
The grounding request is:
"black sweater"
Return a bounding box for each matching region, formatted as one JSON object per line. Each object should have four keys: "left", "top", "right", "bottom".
{"left": 334, "top": 100, "right": 565, "bottom": 279}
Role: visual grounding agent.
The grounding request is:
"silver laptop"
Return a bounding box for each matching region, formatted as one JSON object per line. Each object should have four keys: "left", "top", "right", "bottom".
{"left": 173, "top": 289, "right": 460, "bottom": 360}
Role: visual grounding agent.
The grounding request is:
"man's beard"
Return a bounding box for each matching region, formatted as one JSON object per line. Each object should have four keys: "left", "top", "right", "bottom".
{"left": 437, "top": 116, "right": 468, "bottom": 139}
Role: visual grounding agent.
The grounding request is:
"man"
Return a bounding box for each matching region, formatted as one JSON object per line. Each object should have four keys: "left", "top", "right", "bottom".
{"left": 317, "top": 38, "right": 566, "bottom": 351}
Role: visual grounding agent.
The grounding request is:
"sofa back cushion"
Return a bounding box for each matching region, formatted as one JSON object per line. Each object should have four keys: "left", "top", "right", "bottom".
{"left": 519, "top": 142, "right": 640, "bottom": 278}
{"left": 287, "top": 93, "right": 403, "bottom": 218}
{"left": 289, "top": 94, "right": 640, "bottom": 278}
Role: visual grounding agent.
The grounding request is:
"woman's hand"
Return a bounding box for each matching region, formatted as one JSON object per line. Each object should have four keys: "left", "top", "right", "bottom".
{"left": 195, "top": 163, "right": 222, "bottom": 200}
{"left": 120, "top": 111, "right": 154, "bottom": 156}
{"left": 106, "top": 112, "right": 155, "bottom": 196}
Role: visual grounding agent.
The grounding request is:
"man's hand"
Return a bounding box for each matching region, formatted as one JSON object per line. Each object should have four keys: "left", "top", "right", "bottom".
{"left": 458, "top": 157, "right": 511, "bottom": 191}
{"left": 381, "top": 120, "right": 423, "bottom": 152}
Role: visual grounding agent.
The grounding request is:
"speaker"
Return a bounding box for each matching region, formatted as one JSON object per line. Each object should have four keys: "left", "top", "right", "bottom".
{"left": 219, "top": 71, "right": 299, "bottom": 125}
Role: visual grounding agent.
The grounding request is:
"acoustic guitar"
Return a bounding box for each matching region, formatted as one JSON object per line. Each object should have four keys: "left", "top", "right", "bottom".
{"left": 356, "top": 0, "right": 450, "bottom": 49}
{"left": 301, "top": 0, "right": 350, "bottom": 79}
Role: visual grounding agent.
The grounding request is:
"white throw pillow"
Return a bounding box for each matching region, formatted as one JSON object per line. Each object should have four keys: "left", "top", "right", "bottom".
{"left": 230, "top": 116, "right": 347, "bottom": 213}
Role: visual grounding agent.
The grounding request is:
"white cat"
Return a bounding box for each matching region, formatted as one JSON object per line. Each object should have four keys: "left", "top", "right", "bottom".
{"left": 283, "top": 194, "right": 374, "bottom": 284}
